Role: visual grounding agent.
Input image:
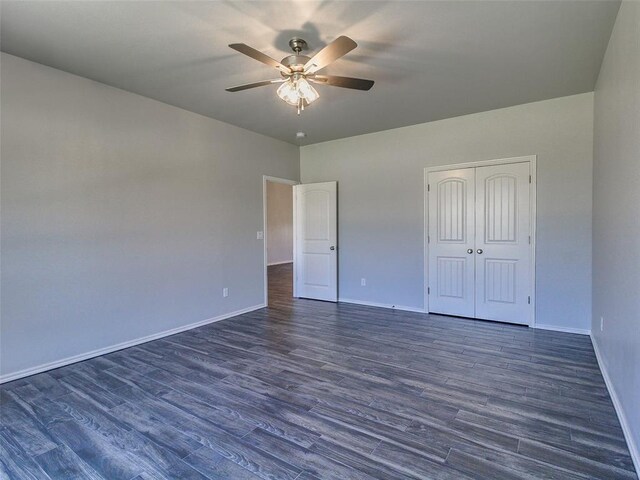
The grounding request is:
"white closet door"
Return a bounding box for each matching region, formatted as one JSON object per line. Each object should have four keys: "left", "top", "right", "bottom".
{"left": 428, "top": 169, "right": 476, "bottom": 317}
{"left": 293, "top": 182, "right": 338, "bottom": 302}
{"left": 475, "top": 162, "right": 531, "bottom": 324}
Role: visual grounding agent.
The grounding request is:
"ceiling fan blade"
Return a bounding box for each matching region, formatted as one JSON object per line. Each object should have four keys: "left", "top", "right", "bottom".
{"left": 225, "top": 79, "right": 284, "bottom": 92}
{"left": 229, "top": 43, "right": 292, "bottom": 74}
{"left": 303, "top": 36, "right": 358, "bottom": 74}
{"left": 311, "top": 75, "right": 374, "bottom": 91}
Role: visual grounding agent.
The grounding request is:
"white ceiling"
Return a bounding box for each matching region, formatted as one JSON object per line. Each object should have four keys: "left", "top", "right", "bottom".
{"left": 0, "top": 1, "right": 620, "bottom": 145}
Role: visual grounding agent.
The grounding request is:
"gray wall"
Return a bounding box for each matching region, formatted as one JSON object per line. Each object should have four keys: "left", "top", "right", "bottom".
{"left": 301, "top": 93, "right": 594, "bottom": 332}
{"left": 266, "top": 181, "right": 293, "bottom": 265}
{"left": 0, "top": 53, "right": 299, "bottom": 379}
{"left": 592, "top": 0, "right": 640, "bottom": 467}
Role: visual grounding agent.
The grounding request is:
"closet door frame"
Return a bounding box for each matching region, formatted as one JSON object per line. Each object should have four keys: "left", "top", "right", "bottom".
{"left": 424, "top": 155, "right": 537, "bottom": 327}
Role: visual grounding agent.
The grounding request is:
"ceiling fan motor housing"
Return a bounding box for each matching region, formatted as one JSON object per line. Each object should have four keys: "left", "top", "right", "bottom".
{"left": 281, "top": 55, "right": 311, "bottom": 74}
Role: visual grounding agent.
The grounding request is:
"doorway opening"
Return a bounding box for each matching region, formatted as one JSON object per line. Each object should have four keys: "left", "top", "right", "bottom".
{"left": 263, "top": 176, "right": 298, "bottom": 306}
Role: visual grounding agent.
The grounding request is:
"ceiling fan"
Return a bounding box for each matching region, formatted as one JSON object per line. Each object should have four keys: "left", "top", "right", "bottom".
{"left": 225, "top": 36, "right": 374, "bottom": 114}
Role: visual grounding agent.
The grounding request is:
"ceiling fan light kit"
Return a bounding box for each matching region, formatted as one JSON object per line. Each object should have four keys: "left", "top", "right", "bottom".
{"left": 226, "top": 35, "right": 374, "bottom": 115}
{"left": 276, "top": 75, "right": 319, "bottom": 113}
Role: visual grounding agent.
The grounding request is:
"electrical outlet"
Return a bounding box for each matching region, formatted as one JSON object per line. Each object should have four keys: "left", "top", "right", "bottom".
{"left": 257, "top": 231, "right": 264, "bottom": 240}
{"left": 361, "top": 278, "right": 366, "bottom": 286}
{"left": 223, "top": 287, "right": 229, "bottom": 298}
{"left": 600, "top": 316, "right": 604, "bottom": 332}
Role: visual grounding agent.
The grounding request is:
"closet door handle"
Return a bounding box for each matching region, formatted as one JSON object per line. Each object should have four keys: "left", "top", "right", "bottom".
{"left": 477, "top": 249, "right": 483, "bottom": 254}
{"left": 467, "top": 249, "right": 473, "bottom": 254}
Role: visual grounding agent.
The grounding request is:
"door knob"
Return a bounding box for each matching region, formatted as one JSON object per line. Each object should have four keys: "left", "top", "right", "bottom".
{"left": 330, "top": 246, "right": 335, "bottom": 251}
{"left": 467, "top": 249, "right": 473, "bottom": 254}
{"left": 477, "top": 249, "right": 483, "bottom": 254}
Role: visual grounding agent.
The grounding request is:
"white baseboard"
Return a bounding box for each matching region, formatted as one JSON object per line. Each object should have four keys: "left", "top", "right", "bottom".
{"left": 0, "top": 303, "right": 266, "bottom": 384}
{"left": 338, "top": 298, "right": 426, "bottom": 314}
{"left": 267, "top": 260, "right": 293, "bottom": 266}
{"left": 533, "top": 323, "right": 591, "bottom": 335}
{"left": 591, "top": 335, "right": 640, "bottom": 476}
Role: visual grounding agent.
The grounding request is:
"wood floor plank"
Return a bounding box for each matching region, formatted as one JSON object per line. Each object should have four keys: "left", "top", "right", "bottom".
{"left": 450, "top": 441, "right": 589, "bottom": 480}
{"left": 243, "top": 427, "right": 376, "bottom": 480}
{"left": 182, "top": 446, "right": 262, "bottom": 479}
{"left": 445, "top": 448, "right": 555, "bottom": 480}
{"left": 370, "top": 441, "right": 471, "bottom": 480}
{"left": 160, "top": 386, "right": 320, "bottom": 449}
{"left": 47, "top": 419, "right": 145, "bottom": 480}
{"left": 0, "top": 427, "right": 54, "bottom": 480}
{"left": 308, "top": 436, "right": 417, "bottom": 480}
{"left": 108, "top": 400, "right": 205, "bottom": 458}
{"left": 518, "top": 438, "right": 638, "bottom": 479}
{"left": 32, "top": 444, "right": 104, "bottom": 480}
{"left": 0, "top": 393, "right": 58, "bottom": 457}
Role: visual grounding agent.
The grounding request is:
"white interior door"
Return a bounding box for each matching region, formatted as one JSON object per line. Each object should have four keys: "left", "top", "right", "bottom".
{"left": 294, "top": 182, "right": 337, "bottom": 302}
{"left": 428, "top": 169, "right": 476, "bottom": 317}
{"left": 475, "top": 162, "right": 531, "bottom": 324}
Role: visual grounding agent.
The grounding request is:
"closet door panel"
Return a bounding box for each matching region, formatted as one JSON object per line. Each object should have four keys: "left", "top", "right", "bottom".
{"left": 427, "top": 169, "right": 476, "bottom": 317}
{"left": 475, "top": 162, "right": 531, "bottom": 325}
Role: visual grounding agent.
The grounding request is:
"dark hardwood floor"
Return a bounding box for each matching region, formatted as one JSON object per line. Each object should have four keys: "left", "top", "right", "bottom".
{"left": 1, "top": 262, "right": 637, "bottom": 479}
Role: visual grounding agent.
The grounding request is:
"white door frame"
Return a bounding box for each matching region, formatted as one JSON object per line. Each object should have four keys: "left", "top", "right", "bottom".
{"left": 423, "top": 155, "right": 537, "bottom": 326}
{"left": 263, "top": 175, "right": 299, "bottom": 306}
